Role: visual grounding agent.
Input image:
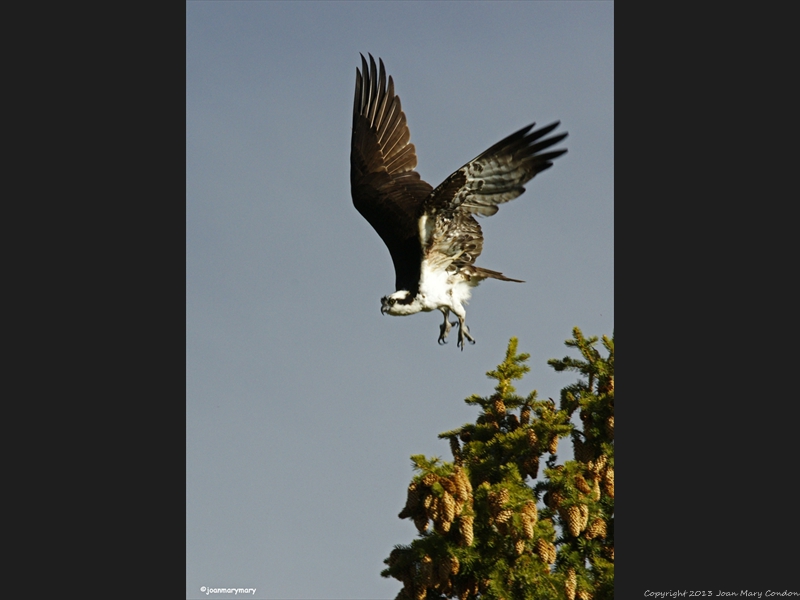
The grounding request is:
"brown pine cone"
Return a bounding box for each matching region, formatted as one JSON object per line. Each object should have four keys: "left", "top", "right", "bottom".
{"left": 425, "top": 495, "right": 440, "bottom": 522}
{"left": 522, "top": 455, "right": 540, "bottom": 479}
{"left": 605, "top": 415, "right": 614, "bottom": 438}
{"left": 579, "top": 504, "right": 590, "bottom": 531}
{"left": 549, "top": 435, "right": 559, "bottom": 454}
{"left": 591, "top": 477, "right": 601, "bottom": 501}
{"left": 575, "top": 474, "right": 592, "bottom": 494}
{"left": 521, "top": 405, "right": 531, "bottom": 424}
{"left": 522, "top": 500, "right": 538, "bottom": 522}
{"left": 493, "top": 396, "right": 506, "bottom": 414}
{"left": 563, "top": 505, "right": 584, "bottom": 537}
{"left": 585, "top": 518, "right": 607, "bottom": 539}
{"left": 515, "top": 539, "right": 526, "bottom": 555}
{"left": 442, "top": 491, "right": 456, "bottom": 523}
{"left": 495, "top": 508, "right": 513, "bottom": 524}
{"left": 440, "top": 477, "right": 457, "bottom": 496}
{"left": 453, "top": 467, "right": 472, "bottom": 502}
{"left": 527, "top": 429, "right": 538, "bottom": 448}
{"left": 521, "top": 514, "right": 535, "bottom": 539}
{"left": 594, "top": 454, "right": 609, "bottom": 474}
{"left": 573, "top": 436, "right": 593, "bottom": 463}
{"left": 399, "top": 482, "right": 420, "bottom": 519}
{"left": 413, "top": 514, "right": 429, "bottom": 534}
{"left": 577, "top": 590, "right": 592, "bottom": 600}
{"left": 459, "top": 515, "right": 474, "bottom": 546}
{"left": 603, "top": 467, "right": 614, "bottom": 498}
{"left": 421, "top": 473, "right": 438, "bottom": 488}
{"left": 565, "top": 568, "right": 577, "bottom": 600}
{"left": 434, "top": 515, "right": 452, "bottom": 534}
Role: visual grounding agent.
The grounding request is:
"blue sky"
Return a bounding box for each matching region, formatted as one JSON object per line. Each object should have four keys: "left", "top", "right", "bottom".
{"left": 187, "top": 2, "right": 612, "bottom": 597}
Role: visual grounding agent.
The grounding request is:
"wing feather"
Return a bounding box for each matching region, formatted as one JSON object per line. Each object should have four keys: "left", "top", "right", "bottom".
{"left": 425, "top": 122, "right": 568, "bottom": 216}
{"left": 350, "top": 54, "right": 433, "bottom": 293}
{"left": 421, "top": 122, "right": 567, "bottom": 276}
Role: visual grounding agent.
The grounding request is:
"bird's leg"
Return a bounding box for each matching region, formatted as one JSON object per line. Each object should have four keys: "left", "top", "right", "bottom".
{"left": 438, "top": 308, "right": 453, "bottom": 345}
{"left": 456, "top": 315, "right": 476, "bottom": 351}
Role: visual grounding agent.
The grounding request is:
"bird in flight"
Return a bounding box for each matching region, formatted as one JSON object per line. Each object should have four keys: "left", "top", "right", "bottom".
{"left": 350, "top": 54, "right": 567, "bottom": 350}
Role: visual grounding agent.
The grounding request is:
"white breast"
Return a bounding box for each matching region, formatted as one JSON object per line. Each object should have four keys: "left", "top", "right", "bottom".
{"left": 417, "top": 261, "right": 474, "bottom": 312}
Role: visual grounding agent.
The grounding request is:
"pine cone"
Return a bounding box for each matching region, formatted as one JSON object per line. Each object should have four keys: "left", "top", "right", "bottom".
{"left": 549, "top": 435, "right": 559, "bottom": 454}
{"left": 546, "top": 541, "right": 557, "bottom": 564}
{"left": 493, "top": 396, "right": 506, "bottom": 415}
{"left": 605, "top": 415, "right": 614, "bottom": 438}
{"left": 453, "top": 467, "right": 472, "bottom": 502}
{"left": 603, "top": 467, "right": 614, "bottom": 498}
{"left": 498, "top": 488, "right": 510, "bottom": 505}
{"left": 425, "top": 495, "right": 440, "bottom": 522}
{"left": 522, "top": 455, "right": 540, "bottom": 479}
{"left": 459, "top": 515, "right": 474, "bottom": 546}
{"left": 563, "top": 505, "right": 584, "bottom": 537}
{"left": 565, "top": 568, "right": 577, "bottom": 600}
{"left": 495, "top": 509, "right": 513, "bottom": 524}
{"left": 399, "top": 482, "right": 420, "bottom": 519}
{"left": 591, "top": 477, "right": 601, "bottom": 501}
{"left": 414, "top": 514, "right": 429, "bottom": 533}
{"left": 577, "top": 589, "right": 592, "bottom": 600}
{"left": 585, "top": 518, "right": 607, "bottom": 539}
{"left": 434, "top": 515, "right": 452, "bottom": 534}
{"left": 527, "top": 429, "right": 538, "bottom": 448}
{"left": 440, "top": 477, "right": 457, "bottom": 496}
{"left": 422, "top": 473, "right": 438, "bottom": 487}
{"left": 594, "top": 454, "right": 609, "bottom": 474}
{"left": 535, "top": 539, "right": 557, "bottom": 564}
{"left": 544, "top": 490, "right": 563, "bottom": 509}
{"left": 488, "top": 488, "right": 509, "bottom": 515}
{"left": 535, "top": 538, "right": 551, "bottom": 563}
{"left": 573, "top": 436, "right": 593, "bottom": 463}
{"left": 575, "top": 474, "right": 592, "bottom": 494}
{"left": 521, "top": 514, "right": 535, "bottom": 539}
{"left": 520, "top": 405, "right": 531, "bottom": 424}
{"left": 515, "top": 539, "right": 526, "bottom": 555}
{"left": 522, "top": 500, "right": 538, "bottom": 522}
{"left": 442, "top": 491, "right": 456, "bottom": 523}
{"left": 419, "top": 555, "right": 434, "bottom": 585}
{"left": 437, "top": 557, "right": 455, "bottom": 586}
{"left": 579, "top": 504, "right": 590, "bottom": 531}
{"left": 598, "top": 375, "right": 614, "bottom": 394}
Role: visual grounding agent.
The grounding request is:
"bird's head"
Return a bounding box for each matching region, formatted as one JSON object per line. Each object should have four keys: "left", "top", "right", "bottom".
{"left": 381, "top": 290, "right": 418, "bottom": 315}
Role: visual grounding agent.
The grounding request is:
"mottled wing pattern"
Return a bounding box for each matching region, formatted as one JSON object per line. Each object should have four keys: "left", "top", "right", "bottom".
{"left": 425, "top": 122, "right": 568, "bottom": 217}
{"left": 350, "top": 54, "right": 433, "bottom": 293}
{"left": 420, "top": 123, "right": 567, "bottom": 278}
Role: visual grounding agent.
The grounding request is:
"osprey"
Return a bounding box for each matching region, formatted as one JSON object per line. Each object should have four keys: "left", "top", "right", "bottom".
{"left": 350, "top": 54, "right": 567, "bottom": 349}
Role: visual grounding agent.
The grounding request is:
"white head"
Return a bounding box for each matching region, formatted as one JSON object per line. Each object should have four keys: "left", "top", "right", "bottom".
{"left": 380, "top": 290, "right": 423, "bottom": 316}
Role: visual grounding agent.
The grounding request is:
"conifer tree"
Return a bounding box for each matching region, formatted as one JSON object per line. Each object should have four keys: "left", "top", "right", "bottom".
{"left": 382, "top": 328, "right": 614, "bottom": 600}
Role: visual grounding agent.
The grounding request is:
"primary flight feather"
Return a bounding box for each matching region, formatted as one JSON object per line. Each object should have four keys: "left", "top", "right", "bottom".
{"left": 350, "top": 54, "right": 567, "bottom": 350}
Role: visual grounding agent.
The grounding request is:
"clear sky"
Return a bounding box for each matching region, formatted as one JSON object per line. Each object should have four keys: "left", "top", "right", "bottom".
{"left": 186, "top": 2, "right": 613, "bottom": 598}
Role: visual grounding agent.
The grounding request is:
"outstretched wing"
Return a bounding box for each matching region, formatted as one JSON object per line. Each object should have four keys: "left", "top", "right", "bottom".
{"left": 420, "top": 122, "right": 567, "bottom": 273}
{"left": 350, "top": 54, "right": 433, "bottom": 293}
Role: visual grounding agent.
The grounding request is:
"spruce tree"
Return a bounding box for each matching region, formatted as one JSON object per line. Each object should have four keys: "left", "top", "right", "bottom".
{"left": 382, "top": 328, "right": 614, "bottom": 600}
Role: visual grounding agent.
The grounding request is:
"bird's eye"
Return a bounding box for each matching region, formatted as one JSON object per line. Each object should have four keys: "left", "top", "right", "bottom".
{"left": 390, "top": 298, "right": 396, "bottom": 305}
